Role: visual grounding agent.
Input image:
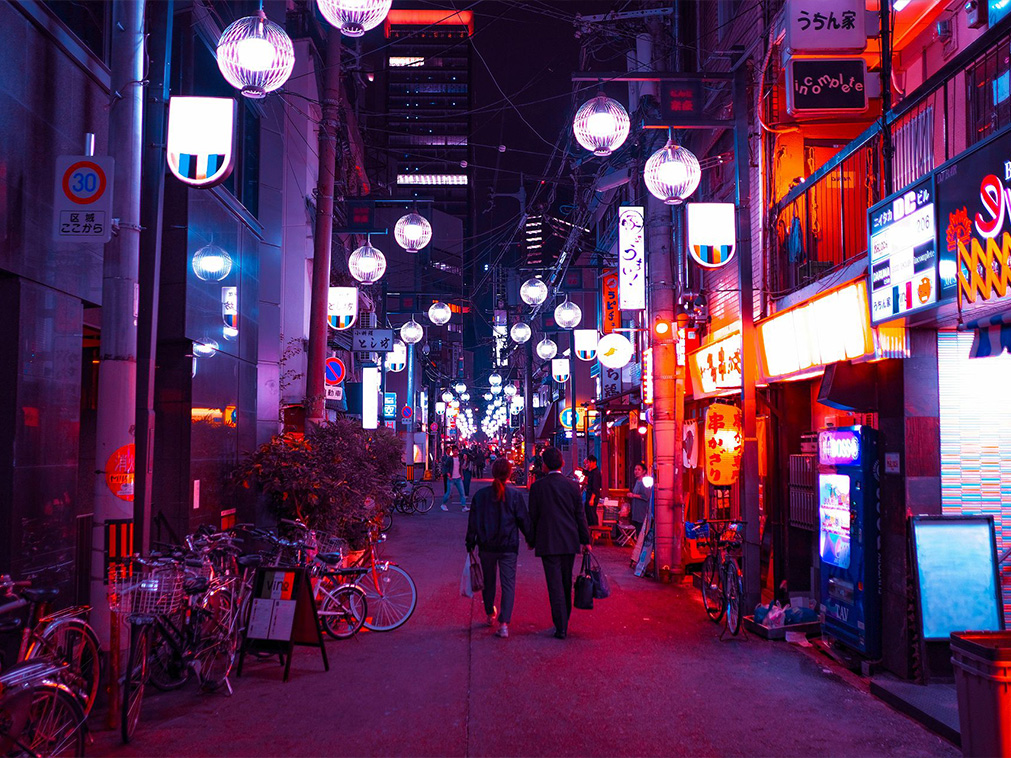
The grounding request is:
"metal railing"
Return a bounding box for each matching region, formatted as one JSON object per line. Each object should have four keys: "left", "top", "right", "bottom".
{"left": 768, "top": 24, "right": 1011, "bottom": 297}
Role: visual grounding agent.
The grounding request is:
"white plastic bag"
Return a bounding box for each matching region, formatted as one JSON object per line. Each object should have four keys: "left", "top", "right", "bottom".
{"left": 766, "top": 602, "right": 788, "bottom": 628}
{"left": 460, "top": 555, "right": 474, "bottom": 597}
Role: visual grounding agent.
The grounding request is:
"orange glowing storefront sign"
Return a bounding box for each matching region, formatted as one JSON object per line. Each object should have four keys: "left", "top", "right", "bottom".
{"left": 601, "top": 269, "right": 620, "bottom": 334}
{"left": 704, "top": 403, "right": 742, "bottom": 485}
{"left": 757, "top": 280, "right": 877, "bottom": 381}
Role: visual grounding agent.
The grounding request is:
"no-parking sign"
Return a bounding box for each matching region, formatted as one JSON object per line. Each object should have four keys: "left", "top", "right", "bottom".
{"left": 53, "top": 155, "right": 114, "bottom": 243}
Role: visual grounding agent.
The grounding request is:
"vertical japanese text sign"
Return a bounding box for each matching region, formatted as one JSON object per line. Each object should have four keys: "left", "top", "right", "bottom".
{"left": 703, "top": 403, "right": 743, "bottom": 486}
{"left": 601, "top": 269, "right": 621, "bottom": 333}
{"left": 618, "top": 207, "right": 646, "bottom": 310}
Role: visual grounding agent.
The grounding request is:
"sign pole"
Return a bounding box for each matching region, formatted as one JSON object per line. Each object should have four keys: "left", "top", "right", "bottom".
{"left": 91, "top": 0, "right": 145, "bottom": 651}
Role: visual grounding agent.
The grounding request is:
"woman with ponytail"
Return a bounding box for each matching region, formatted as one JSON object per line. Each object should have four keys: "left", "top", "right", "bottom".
{"left": 466, "top": 457, "right": 532, "bottom": 638}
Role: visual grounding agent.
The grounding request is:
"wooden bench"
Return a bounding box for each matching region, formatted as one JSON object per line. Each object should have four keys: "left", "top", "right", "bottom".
{"left": 588, "top": 525, "right": 613, "bottom": 545}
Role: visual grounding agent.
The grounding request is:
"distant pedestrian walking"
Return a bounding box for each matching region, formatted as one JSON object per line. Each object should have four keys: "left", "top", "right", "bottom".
{"left": 466, "top": 458, "right": 531, "bottom": 639}
{"left": 527, "top": 447, "right": 590, "bottom": 639}
{"left": 441, "top": 446, "right": 468, "bottom": 511}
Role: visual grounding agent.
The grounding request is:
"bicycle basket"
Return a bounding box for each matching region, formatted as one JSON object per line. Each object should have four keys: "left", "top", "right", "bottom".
{"left": 111, "top": 567, "right": 185, "bottom": 617}
{"left": 310, "top": 530, "right": 348, "bottom": 558}
{"left": 685, "top": 521, "right": 710, "bottom": 540}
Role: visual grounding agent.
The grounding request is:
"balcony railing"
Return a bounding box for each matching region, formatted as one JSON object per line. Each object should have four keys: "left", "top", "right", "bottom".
{"left": 769, "top": 23, "right": 1011, "bottom": 298}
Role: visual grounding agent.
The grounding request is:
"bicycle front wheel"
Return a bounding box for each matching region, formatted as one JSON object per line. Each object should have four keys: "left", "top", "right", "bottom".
{"left": 319, "top": 584, "right": 367, "bottom": 639}
{"left": 724, "top": 559, "right": 744, "bottom": 636}
{"left": 700, "top": 554, "right": 724, "bottom": 622}
{"left": 29, "top": 617, "right": 101, "bottom": 718}
{"left": 194, "top": 591, "right": 236, "bottom": 692}
{"left": 412, "top": 485, "right": 435, "bottom": 514}
{"left": 356, "top": 565, "right": 417, "bottom": 632}
{"left": 121, "top": 623, "right": 151, "bottom": 744}
{"left": 25, "top": 683, "right": 86, "bottom": 757}
{"left": 381, "top": 510, "right": 394, "bottom": 532}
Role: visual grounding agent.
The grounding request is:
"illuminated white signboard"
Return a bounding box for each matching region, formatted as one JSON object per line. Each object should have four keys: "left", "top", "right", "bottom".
{"left": 167, "top": 97, "right": 235, "bottom": 188}
{"left": 618, "top": 206, "right": 646, "bottom": 310}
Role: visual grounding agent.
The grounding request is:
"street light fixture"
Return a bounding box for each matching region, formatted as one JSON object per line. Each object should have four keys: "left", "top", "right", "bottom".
{"left": 216, "top": 9, "right": 295, "bottom": 99}
{"left": 553, "top": 297, "right": 582, "bottom": 329}
{"left": 192, "top": 243, "right": 232, "bottom": 281}
{"left": 536, "top": 337, "right": 558, "bottom": 361}
{"left": 316, "top": 0, "right": 392, "bottom": 37}
{"left": 400, "top": 318, "right": 424, "bottom": 345}
{"left": 442, "top": 391, "right": 454, "bottom": 403}
{"left": 394, "top": 211, "right": 432, "bottom": 253}
{"left": 520, "top": 278, "right": 548, "bottom": 306}
{"left": 572, "top": 93, "right": 630, "bottom": 157}
{"left": 454, "top": 382, "right": 467, "bottom": 394}
{"left": 510, "top": 322, "right": 532, "bottom": 343}
{"left": 428, "top": 301, "right": 452, "bottom": 325}
{"left": 644, "top": 139, "right": 701, "bottom": 205}
{"left": 348, "top": 239, "right": 387, "bottom": 284}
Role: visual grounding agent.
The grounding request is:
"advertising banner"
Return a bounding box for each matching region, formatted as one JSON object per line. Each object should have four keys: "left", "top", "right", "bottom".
{"left": 618, "top": 207, "right": 646, "bottom": 310}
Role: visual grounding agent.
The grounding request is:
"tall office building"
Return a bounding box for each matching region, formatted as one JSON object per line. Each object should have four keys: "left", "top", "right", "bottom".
{"left": 383, "top": 10, "right": 473, "bottom": 222}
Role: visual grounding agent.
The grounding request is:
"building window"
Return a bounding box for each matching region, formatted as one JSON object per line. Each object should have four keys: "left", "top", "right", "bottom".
{"left": 42, "top": 0, "right": 109, "bottom": 63}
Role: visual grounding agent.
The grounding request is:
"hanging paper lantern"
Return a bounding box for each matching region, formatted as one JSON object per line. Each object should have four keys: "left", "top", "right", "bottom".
{"left": 554, "top": 297, "right": 582, "bottom": 329}
{"left": 489, "top": 373, "right": 502, "bottom": 386}
{"left": 348, "top": 241, "right": 387, "bottom": 284}
{"left": 192, "top": 243, "right": 232, "bottom": 281}
{"left": 597, "top": 333, "right": 634, "bottom": 369}
{"left": 536, "top": 338, "right": 558, "bottom": 361}
{"left": 394, "top": 212, "right": 433, "bottom": 253}
{"left": 511, "top": 322, "right": 532, "bottom": 344}
{"left": 216, "top": 10, "right": 295, "bottom": 99}
{"left": 442, "top": 391, "right": 454, "bottom": 403}
{"left": 400, "top": 318, "right": 424, "bottom": 345}
{"left": 572, "top": 94, "right": 630, "bottom": 157}
{"left": 520, "top": 278, "right": 549, "bottom": 306}
{"left": 573, "top": 329, "right": 598, "bottom": 361}
{"left": 316, "top": 0, "right": 392, "bottom": 37}
{"left": 428, "top": 301, "right": 452, "bottom": 326}
{"left": 504, "top": 384, "right": 517, "bottom": 397}
{"left": 644, "top": 139, "right": 701, "bottom": 205}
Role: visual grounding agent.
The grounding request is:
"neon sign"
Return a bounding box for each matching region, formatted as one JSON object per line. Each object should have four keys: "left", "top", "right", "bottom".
{"left": 818, "top": 428, "right": 862, "bottom": 466}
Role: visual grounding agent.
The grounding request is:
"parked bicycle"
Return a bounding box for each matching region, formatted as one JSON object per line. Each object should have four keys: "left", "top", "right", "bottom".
{"left": 0, "top": 576, "right": 101, "bottom": 718}
{"left": 0, "top": 658, "right": 87, "bottom": 757}
{"left": 687, "top": 519, "right": 747, "bottom": 636}
{"left": 345, "top": 527, "right": 417, "bottom": 632}
{"left": 391, "top": 476, "right": 435, "bottom": 516}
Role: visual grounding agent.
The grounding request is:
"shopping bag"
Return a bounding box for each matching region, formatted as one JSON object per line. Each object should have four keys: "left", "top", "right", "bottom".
{"left": 588, "top": 552, "right": 610, "bottom": 599}
{"left": 469, "top": 549, "right": 485, "bottom": 593}
{"left": 460, "top": 555, "right": 474, "bottom": 597}
{"left": 573, "top": 553, "right": 595, "bottom": 610}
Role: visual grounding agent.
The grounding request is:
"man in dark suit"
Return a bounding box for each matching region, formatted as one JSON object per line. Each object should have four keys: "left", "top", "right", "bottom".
{"left": 527, "top": 446, "right": 591, "bottom": 639}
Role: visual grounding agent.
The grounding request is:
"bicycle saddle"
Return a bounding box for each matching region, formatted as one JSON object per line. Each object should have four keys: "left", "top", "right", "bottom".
{"left": 316, "top": 552, "right": 344, "bottom": 566}
{"left": 21, "top": 587, "right": 59, "bottom": 604}
{"left": 182, "top": 576, "right": 209, "bottom": 595}
{"left": 237, "top": 554, "right": 262, "bottom": 569}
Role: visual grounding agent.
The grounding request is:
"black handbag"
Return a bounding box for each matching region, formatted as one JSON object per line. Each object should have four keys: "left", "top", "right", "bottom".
{"left": 469, "top": 549, "right": 485, "bottom": 593}
{"left": 573, "top": 553, "right": 595, "bottom": 610}
{"left": 588, "top": 553, "right": 610, "bottom": 599}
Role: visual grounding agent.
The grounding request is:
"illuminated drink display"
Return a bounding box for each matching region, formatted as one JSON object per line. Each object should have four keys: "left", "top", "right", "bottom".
{"left": 818, "top": 426, "right": 880, "bottom": 659}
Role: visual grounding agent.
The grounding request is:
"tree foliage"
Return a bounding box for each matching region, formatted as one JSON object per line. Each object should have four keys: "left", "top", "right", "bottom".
{"left": 232, "top": 418, "right": 402, "bottom": 547}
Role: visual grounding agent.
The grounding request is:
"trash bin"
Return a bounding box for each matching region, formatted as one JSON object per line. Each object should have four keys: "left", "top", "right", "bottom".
{"left": 951, "top": 631, "right": 1011, "bottom": 757}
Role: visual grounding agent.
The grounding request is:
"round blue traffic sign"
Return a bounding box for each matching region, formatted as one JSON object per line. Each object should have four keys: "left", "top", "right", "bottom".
{"left": 324, "top": 357, "right": 346, "bottom": 385}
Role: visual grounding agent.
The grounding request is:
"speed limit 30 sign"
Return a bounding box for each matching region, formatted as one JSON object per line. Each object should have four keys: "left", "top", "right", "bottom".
{"left": 53, "top": 155, "right": 115, "bottom": 243}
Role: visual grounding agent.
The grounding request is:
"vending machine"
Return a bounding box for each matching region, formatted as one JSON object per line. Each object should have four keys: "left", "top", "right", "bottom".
{"left": 818, "top": 426, "right": 880, "bottom": 658}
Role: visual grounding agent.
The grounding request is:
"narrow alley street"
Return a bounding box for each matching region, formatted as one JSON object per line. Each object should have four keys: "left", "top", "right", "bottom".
{"left": 96, "top": 485, "right": 955, "bottom": 758}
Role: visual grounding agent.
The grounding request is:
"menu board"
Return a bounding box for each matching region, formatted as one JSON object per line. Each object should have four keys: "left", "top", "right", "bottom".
{"left": 912, "top": 517, "right": 1004, "bottom": 640}
{"left": 819, "top": 474, "right": 851, "bottom": 569}
{"left": 868, "top": 178, "right": 937, "bottom": 324}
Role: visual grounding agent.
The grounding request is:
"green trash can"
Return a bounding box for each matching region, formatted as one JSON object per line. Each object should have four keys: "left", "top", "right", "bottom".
{"left": 951, "top": 631, "right": 1011, "bottom": 757}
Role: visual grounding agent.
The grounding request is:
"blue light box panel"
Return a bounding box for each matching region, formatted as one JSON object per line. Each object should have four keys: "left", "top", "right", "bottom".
{"left": 912, "top": 516, "right": 1005, "bottom": 641}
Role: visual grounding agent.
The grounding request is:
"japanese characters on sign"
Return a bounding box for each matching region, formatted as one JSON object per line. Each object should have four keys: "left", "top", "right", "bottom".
{"left": 383, "top": 392, "right": 397, "bottom": 419}
{"left": 689, "top": 332, "right": 742, "bottom": 397}
{"left": 53, "top": 155, "right": 115, "bottom": 243}
{"left": 328, "top": 286, "right": 358, "bottom": 330}
{"left": 785, "top": 0, "right": 866, "bottom": 54}
{"left": 703, "top": 403, "right": 743, "bottom": 486}
{"left": 601, "top": 269, "right": 621, "bottom": 334}
{"left": 166, "top": 97, "right": 235, "bottom": 188}
{"left": 786, "top": 58, "right": 867, "bottom": 117}
{"left": 868, "top": 178, "right": 937, "bottom": 324}
{"left": 352, "top": 328, "right": 395, "bottom": 353}
{"left": 686, "top": 203, "right": 737, "bottom": 269}
{"left": 106, "top": 444, "right": 135, "bottom": 502}
{"left": 935, "top": 127, "right": 1011, "bottom": 308}
{"left": 618, "top": 207, "right": 646, "bottom": 310}
{"left": 221, "top": 286, "right": 238, "bottom": 331}
{"left": 599, "top": 362, "right": 624, "bottom": 400}
{"left": 642, "top": 347, "right": 653, "bottom": 405}
{"left": 659, "top": 80, "right": 703, "bottom": 123}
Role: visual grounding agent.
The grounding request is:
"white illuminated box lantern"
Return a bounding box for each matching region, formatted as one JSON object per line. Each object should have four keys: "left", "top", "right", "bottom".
{"left": 687, "top": 203, "right": 737, "bottom": 269}
{"left": 573, "top": 329, "right": 598, "bottom": 361}
{"left": 167, "top": 97, "right": 235, "bottom": 188}
{"left": 328, "top": 286, "right": 358, "bottom": 330}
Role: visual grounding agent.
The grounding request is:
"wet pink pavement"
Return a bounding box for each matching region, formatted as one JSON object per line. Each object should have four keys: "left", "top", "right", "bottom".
{"left": 94, "top": 481, "right": 956, "bottom": 757}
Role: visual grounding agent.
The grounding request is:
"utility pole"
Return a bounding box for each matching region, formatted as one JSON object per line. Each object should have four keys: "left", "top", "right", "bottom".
{"left": 306, "top": 30, "right": 342, "bottom": 428}
{"left": 91, "top": 0, "right": 145, "bottom": 648}
{"left": 523, "top": 339, "right": 535, "bottom": 482}
{"left": 646, "top": 15, "right": 680, "bottom": 580}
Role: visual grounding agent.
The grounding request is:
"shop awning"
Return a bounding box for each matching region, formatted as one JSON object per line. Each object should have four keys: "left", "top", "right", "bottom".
{"left": 535, "top": 401, "right": 557, "bottom": 440}
{"left": 969, "top": 314, "right": 1011, "bottom": 358}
